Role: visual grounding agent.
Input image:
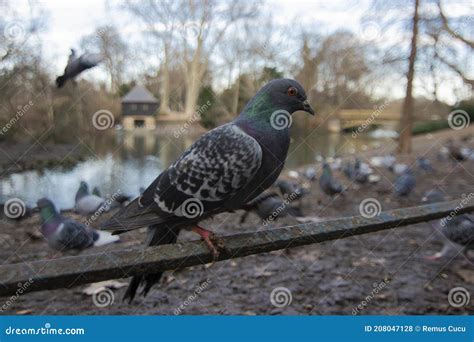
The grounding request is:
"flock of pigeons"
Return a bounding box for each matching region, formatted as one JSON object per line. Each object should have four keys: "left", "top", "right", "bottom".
{"left": 3, "top": 65, "right": 473, "bottom": 302}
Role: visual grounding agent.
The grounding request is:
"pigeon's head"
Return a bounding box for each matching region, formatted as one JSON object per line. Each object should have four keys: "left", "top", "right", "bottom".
{"left": 36, "top": 198, "right": 55, "bottom": 210}
{"left": 421, "top": 190, "right": 445, "bottom": 204}
{"left": 264, "top": 79, "right": 315, "bottom": 116}
{"left": 36, "top": 197, "right": 58, "bottom": 223}
{"left": 240, "top": 79, "right": 315, "bottom": 125}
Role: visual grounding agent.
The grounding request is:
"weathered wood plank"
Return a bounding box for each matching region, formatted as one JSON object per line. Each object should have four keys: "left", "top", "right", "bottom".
{"left": 0, "top": 199, "right": 472, "bottom": 297}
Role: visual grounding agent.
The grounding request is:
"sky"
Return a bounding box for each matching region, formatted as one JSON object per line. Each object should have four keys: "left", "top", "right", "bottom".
{"left": 12, "top": 0, "right": 474, "bottom": 104}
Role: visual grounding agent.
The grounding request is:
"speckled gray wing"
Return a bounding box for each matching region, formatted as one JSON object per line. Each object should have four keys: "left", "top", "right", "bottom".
{"left": 102, "top": 124, "right": 262, "bottom": 231}
{"left": 443, "top": 214, "right": 474, "bottom": 247}
{"left": 57, "top": 219, "right": 94, "bottom": 250}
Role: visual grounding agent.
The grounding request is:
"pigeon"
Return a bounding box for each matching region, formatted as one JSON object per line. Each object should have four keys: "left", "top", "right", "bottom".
{"left": 303, "top": 167, "right": 317, "bottom": 181}
{"left": 92, "top": 187, "right": 102, "bottom": 197}
{"left": 422, "top": 190, "right": 473, "bottom": 259}
{"left": 274, "top": 179, "right": 308, "bottom": 201}
{"left": 56, "top": 49, "right": 102, "bottom": 88}
{"left": 37, "top": 198, "right": 119, "bottom": 251}
{"left": 370, "top": 154, "right": 396, "bottom": 169}
{"left": 445, "top": 139, "right": 465, "bottom": 161}
{"left": 101, "top": 78, "right": 315, "bottom": 302}
{"left": 343, "top": 158, "right": 370, "bottom": 184}
{"left": 394, "top": 169, "right": 416, "bottom": 196}
{"left": 319, "top": 162, "right": 345, "bottom": 196}
{"left": 417, "top": 157, "right": 434, "bottom": 173}
{"left": 75, "top": 181, "right": 106, "bottom": 215}
{"left": 240, "top": 191, "right": 302, "bottom": 223}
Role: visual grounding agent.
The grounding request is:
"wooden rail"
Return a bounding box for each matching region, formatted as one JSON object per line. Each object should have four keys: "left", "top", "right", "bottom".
{"left": 0, "top": 199, "right": 472, "bottom": 297}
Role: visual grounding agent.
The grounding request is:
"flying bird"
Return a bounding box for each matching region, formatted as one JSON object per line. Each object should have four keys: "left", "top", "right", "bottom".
{"left": 101, "top": 79, "right": 315, "bottom": 302}
{"left": 37, "top": 198, "right": 119, "bottom": 251}
{"left": 422, "top": 190, "right": 473, "bottom": 260}
{"left": 394, "top": 169, "right": 416, "bottom": 197}
{"left": 56, "top": 49, "right": 102, "bottom": 88}
{"left": 319, "top": 162, "right": 345, "bottom": 196}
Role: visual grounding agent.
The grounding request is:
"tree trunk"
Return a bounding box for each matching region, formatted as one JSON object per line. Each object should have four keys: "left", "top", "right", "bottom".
{"left": 184, "top": 38, "right": 205, "bottom": 116}
{"left": 398, "top": 0, "right": 419, "bottom": 154}
{"left": 159, "top": 46, "right": 171, "bottom": 115}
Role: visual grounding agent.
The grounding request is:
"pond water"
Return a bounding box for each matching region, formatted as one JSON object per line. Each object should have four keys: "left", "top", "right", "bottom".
{"left": 0, "top": 126, "right": 396, "bottom": 209}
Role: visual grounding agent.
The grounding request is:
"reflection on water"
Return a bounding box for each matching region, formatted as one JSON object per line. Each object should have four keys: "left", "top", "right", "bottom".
{"left": 0, "top": 126, "right": 394, "bottom": 209}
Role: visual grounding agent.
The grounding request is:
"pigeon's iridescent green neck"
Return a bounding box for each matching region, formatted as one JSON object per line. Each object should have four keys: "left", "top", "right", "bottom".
{"left": 40, "top": 205, "right": 58, "bottom": 224}
{"left": 238, "top": 92, "right": 276, "bottom": 125}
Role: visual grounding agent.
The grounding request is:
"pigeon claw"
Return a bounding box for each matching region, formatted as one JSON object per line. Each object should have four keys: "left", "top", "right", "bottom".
{"left": 192, "top": 226, "right": 224, "bottom": 259}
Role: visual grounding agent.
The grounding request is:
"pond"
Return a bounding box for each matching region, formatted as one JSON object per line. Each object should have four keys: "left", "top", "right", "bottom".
{"left": 0, "top": 126, "right": 396, "bottom": 209}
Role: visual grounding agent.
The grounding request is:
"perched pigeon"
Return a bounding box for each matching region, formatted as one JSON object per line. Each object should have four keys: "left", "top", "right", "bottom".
{"left": 75, "top": 181, "right": 105, "bottom": 215}
{"left": 422, "top": 190, "right": 473, "bottom": 259}
{"left": 56, "top": 49, "right": 102, "bottom": 88}
{"left": 240, "top": 191, "right": 302, "bottom": 223}
{"left": 394, "top": 169, "right": 416, "bottom": 196}
{"left": 37, "top": 198, "right": 119, "bottom": 251}
{"left": 319, "top": 163, "right": 345, "bottom": 196}
{"left": 274, "top": 179, "right": 308, "bottom": 201}
{"left": 101, "top": 78, "right": 315, "bottom": 302}
{"left": 417, "top": 157, "right": 434, "bottom": 173}
{"left": 303, "top": 167, "right": 317, "bottom": 181}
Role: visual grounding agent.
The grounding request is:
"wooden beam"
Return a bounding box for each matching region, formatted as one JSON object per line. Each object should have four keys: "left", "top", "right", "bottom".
{"left": 0, "top": 200, "right": 472, "bottom": 297}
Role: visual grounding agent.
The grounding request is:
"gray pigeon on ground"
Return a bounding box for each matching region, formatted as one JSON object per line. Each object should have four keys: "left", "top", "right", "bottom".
{"left": 101, "top": 78, "right": 315, "bottom": 302}
{"left": 417, "top": 157, "right": 434, "bottom": 173}
{"left": 421, "top": 190, "right": 473, "bottom": 259}
{"left": 56, "top": 49, "right": 102, "bottom": 88}
{"left": 75, "top": 181, "right": 106, "bottom": 215}
{"left": 319, "top": 162, "right": 345, "bottom": 196}
{"left": 240, "top": 191, "right": 303, "bottom": 223}
{"left": 37, "top": 198, "right": 119, "bottom": 251}
{"left": 394, "top": 168, "right": 416, "bottom": 196}
{"left": 274, "top": 179, "right": 309, "bottom": 201}
{"left": 303, "top": 167, "right": 317, "bottom": 181}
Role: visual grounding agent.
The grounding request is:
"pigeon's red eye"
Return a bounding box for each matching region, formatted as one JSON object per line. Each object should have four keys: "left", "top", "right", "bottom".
{"left": 287, "top": 87, "right": 297, "bottom": 96}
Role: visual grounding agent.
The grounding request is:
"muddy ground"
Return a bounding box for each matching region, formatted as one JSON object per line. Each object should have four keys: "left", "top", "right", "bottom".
{"left": 0, "top": 128, "right": 473, "bottom": 315}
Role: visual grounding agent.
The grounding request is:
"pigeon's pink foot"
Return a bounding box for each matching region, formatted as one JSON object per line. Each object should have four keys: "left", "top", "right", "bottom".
{"left": 192, "top": 226, "right": 224, "bottom": 258}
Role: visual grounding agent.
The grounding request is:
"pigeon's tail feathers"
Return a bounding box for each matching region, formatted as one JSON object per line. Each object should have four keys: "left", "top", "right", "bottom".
{"left": 92, "top": 230, "right": 120, "bottom": 247}
{"left": 56, "top": 75, "right": 66, "bottom": 88}
{"left": 100, "top": 197, "right": 168, "bottom": 233}
{"left": 123, "top": 224, "right": 179, "bottom": 303}
{"left": 287, "top": 205, "right": 304, "bottom": 218}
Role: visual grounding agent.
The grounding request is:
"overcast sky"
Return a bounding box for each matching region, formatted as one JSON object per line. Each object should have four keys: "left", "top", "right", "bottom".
{"left": 18, "top": 0, "right": 474, "bottom": 104}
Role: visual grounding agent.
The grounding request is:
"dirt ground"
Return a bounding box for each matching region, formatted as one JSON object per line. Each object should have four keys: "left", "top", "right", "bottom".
{"left": 0, "top": 128, "right": 473, "bottom": 315}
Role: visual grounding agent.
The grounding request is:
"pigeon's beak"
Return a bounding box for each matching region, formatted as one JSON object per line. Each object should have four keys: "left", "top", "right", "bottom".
{"left": 302, "top": 100, "right": 315, "bottom": 115}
